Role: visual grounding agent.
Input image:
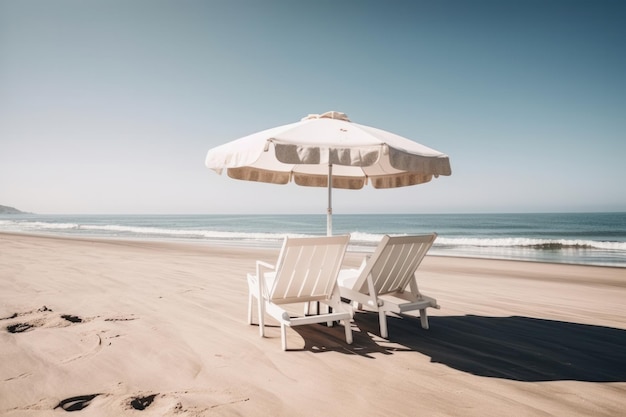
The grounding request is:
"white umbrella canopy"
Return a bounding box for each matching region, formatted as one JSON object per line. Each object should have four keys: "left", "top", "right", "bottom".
{"left": 205, "top": 111, "right": 451, "bottom": 235}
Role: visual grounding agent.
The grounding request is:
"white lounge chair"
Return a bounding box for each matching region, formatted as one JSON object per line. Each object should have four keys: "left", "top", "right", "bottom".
{"left": 337, "top": 234, "right": 439, "bottom": 339}
{"left": 247, "top": 235, "right": 353, "bottom": 350}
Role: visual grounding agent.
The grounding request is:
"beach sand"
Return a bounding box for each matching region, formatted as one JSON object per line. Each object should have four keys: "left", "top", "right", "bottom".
{"left": 1, "top": 232, "right": 625, "bottom": 416}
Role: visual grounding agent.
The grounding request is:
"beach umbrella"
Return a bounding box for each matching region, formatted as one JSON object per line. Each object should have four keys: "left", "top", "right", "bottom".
{"left": 205, "top": 111, "right": 452, "bottom": 235}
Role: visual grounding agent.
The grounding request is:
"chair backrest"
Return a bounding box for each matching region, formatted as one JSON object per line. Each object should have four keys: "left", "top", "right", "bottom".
{"left": 355, "top": 234, "right": 437, "bottom": 295}
{"left": 269, "top": 235, "right": 350, "bottom": 305}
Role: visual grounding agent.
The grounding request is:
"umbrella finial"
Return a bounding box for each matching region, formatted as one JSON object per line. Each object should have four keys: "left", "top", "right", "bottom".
{"left": 320, "top": 111, "right": 350, "bottom": 122}
{"left": 301, "top": 111, "right": 351, "bottom": 122}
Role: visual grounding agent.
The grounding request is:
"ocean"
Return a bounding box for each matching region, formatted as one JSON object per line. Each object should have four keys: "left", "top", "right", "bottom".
{"left": 1, "top": 212, "right": 625, "bottom": 268}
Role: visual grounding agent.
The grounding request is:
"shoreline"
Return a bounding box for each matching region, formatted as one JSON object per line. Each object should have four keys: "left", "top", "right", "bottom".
{"left": 2, "top": 212, "right": 625, "bottom": 268}
{"left": 3, "top": 230, "right": 625, "bottom": 271}
{"left": 1, "top": 232, "right": 625, "bottom": 416}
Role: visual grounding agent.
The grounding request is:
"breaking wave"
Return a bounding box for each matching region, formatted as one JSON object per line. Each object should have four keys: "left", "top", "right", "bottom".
{"left": 434, "top": 237, "right": 626, "bottom": 251}
{"left": 349, "top": 232, "right": 626, "bottom": 251}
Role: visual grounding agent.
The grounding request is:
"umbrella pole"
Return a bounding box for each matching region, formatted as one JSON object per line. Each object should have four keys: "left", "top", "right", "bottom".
{"left": 327, "top": 163, "right": 332, "bottom": 236}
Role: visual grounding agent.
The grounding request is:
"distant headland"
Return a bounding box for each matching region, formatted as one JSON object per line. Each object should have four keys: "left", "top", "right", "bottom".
{"left": 0, "top": 205, "right": 30, "bottom": 214}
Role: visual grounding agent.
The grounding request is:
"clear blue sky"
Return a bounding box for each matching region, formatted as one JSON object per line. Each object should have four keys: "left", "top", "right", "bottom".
{"left": 1, "top": 0, "right": 625, "bottom": 215}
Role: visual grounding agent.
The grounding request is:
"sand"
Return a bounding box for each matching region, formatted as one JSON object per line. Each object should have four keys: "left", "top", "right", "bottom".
{"left": 1, "top": 232, "right": 625, "bottom": 416}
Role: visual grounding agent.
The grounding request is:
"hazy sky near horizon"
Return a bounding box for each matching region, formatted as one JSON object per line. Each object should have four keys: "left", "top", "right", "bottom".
{"left": 1, "top": 0, "right": 625, "bottom": 215}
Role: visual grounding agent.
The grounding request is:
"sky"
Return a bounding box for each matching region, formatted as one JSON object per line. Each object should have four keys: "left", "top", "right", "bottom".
{"left": 1, "top": 0, "right": 625, "bottom": 215}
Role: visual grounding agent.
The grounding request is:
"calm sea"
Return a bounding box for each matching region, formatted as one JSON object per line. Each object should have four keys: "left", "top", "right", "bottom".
{"left": 1, "top": 213, "right": 625, "bottom": 267}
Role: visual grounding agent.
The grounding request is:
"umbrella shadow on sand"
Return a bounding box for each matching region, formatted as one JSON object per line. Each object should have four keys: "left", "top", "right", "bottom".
{"left": 295, "top": 313, "right": 626, "bottom": 382}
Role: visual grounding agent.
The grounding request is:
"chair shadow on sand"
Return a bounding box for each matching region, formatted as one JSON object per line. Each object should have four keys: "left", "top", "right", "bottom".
{"left": 293, "top": 313, "right": 626, "bottom": 382}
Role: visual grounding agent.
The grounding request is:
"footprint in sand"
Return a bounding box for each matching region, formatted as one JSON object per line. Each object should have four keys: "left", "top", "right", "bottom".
{"left": 61, "top": 314, "right": 83, "bottom": 323}
{"left": 2, "top": 307, "right": 88, "bottom": 333}
{"left": 129, "top": 394, "right": 158, "bottom": 411}
{"left": 54, "top": 394, "right": 101, "bottom": 412}
{"left": 7, "top": 322, "right": 37, "bottom": 333}
{"left": 2, "top": 306, "right": 51, "bottom": 333}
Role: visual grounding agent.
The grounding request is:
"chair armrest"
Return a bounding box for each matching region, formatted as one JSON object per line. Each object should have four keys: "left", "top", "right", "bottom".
{"left": 256, "top": 260, "right": 275, "bottom": 277}
{"left": 337, "top": 268, "right": 360, "bottom": 288}
{"left": 256, "top": 260, "right": 275, "bottom": 270}
{"left": 256, "top": 261, "right": 276, "bottom": 299}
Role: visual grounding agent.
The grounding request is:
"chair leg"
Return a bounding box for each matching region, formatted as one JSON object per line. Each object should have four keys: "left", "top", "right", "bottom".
{"left": 344, "top": 320, "right": 353, "bottom": 344}
{"left": 419, "top": 309, "right": 429, "bottom": 329}
{"left": 258, "top": 299, "right": 265, "bottom": 337}
{"left": 324, "top": 304, "right": 334, "bottom": 327}
{"left": 281, "top": 323, "right": 287, "bottom": 351}
{"left": 248, "top": 293, "right": 254, "bottom": 324}
{"left": 378, "top": 310, "right": 388, "bottom": 338}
